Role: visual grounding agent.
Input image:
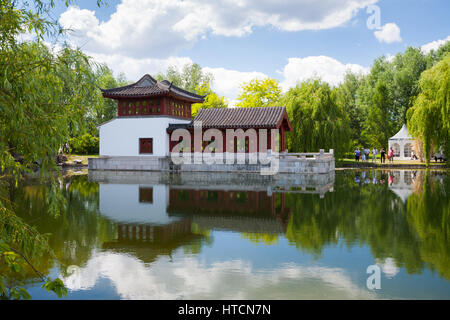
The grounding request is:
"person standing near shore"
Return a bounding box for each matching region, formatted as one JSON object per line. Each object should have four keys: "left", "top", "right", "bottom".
{"left": 355, "top": 148, "right": 361, "bottom": 162}
{"left": 388, "top": 147, "right": 394, "bottom": 163}
{"left": 364, "top": 148, "right": 370, "bottom": 162}
{"left": 380, "top": 148, "right": 386, "bottom": 163}
{"left": 372, "top": 147, "right": 378, "bottom": 163}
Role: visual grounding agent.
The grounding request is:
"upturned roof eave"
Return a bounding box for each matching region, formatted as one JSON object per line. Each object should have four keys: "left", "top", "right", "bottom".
{"left": 101, "top": 91, "right": 204, "bottom": 102}
{"left": 100, "top": 73, "right": 205, "bottom": 103}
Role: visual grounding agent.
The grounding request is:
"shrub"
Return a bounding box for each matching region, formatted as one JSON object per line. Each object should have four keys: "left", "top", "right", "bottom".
{"left": 69, "top": 134, "right": 99, "bottom": 154}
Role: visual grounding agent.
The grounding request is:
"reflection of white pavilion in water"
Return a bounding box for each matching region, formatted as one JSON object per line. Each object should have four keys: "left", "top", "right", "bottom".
{"left": 388, "top": 170, "right": 417, "bottom": 202}
{"left": 99, "top": 183, "right": 177, "bottom": 225}
{"left": 388, "top": 125, "right": 415, "bottom": 160}
{"left": 97, "top": 181, "right": 293, "bottom": 237}
{"left": 91, "top": 170, "right": 335, "bottom": 244}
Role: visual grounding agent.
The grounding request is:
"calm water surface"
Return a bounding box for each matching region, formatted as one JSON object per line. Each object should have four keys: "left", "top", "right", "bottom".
{"left": 10, "top": 169, "right": 450, "bottom": 299}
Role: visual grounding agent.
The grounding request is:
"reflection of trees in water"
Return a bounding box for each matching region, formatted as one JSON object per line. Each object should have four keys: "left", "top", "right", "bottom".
{"left": 13, "top": 175, "right": 115, "bottom": 270}
{"left": 284, "top": 170, "right": 450, "bottom": 279}
{"left": 406, "top": 173, "right": 450, "bottom": 279}
{"left": 12, "top": 175, "right": 213, "bottom": 282}
{"left": 10, "top": 170, "right": 450, "bottom": 285}
{"left": 241, "top": 233, "right": 279, "bottom": 246}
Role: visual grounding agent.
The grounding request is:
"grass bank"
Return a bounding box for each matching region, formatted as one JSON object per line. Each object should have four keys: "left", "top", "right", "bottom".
{"left": 64, "top": 154, "right": 98, "bottom": 166}
{"left": 337, "top": 158, "right": 447, "bottom": 169}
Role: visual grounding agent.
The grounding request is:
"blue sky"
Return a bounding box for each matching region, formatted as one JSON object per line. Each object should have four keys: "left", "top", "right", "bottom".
{"left": 52, "top": 0, "right": 450, "bottom": 104}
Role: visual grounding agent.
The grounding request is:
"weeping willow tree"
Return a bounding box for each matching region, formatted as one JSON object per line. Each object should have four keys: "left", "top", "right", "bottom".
{"left": 282, "top": 79, "right": 351, "bottom": 159}
{"left": 0, "top": 0, "right": 104, "bottom": 299}
{"left": 407, "top": 54, "right": 450, "bottom": 165}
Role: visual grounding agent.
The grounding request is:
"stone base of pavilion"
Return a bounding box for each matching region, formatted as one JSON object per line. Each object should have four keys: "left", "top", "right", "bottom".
{"left": 88, "top": 150, "right": 335, "bottom": 175}
{"left": 88, "top": 168, "right": 335, "bottom": 198}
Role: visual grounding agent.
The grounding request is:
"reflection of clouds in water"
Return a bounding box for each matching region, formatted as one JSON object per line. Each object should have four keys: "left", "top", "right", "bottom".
{"left": 376, "top": 258, "right": 399, "bottom": 279}
{"left": 62, "top": 251, "right": 377, "bottom": 300}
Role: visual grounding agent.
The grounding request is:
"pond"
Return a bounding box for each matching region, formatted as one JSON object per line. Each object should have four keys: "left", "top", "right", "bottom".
{"left": 8, "top": 169, "right": 450, "bottom": 299}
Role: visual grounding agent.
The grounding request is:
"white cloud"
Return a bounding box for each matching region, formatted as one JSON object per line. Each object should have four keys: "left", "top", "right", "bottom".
{"left": 421, "top": 35, "right": 450, "bottom": 54}
{"left": 85, "top": 51, "right": 267, "bottom": 104}
{"left": 280, "top": 56, "right": 369, "bottom": 89}
{"left": 385, "top": 54, "right": 396, "bottom": 63}
{"left": 16, "top": 32, "right": 35, "bottom": 43}
{"left": 86, "top": 51, "right": 193, "bottom": 82}
{"left": 58, "top": 1, "right": 382, "bottom": 103}
{"left": 87, "top": 52, "right": 368, "bottom": 102}
{"left": 374, "top": 23, "right": 402, "bottom": 44}
{"left": 203, "top": 67, "right": 268, "bottom": 103}
{"left": 63, "top": 251, "right": 377, "bottom": 299}
{"left": 59, "top": 0, "right": 379, "bottom": 59}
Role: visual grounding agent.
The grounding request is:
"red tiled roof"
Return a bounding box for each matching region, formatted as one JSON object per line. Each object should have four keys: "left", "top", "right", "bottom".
{"left": 167, "top": 107, "right": 292, "bottom": 131}
{"left": 101, "top": 74, "right": 205, "bottom": 103}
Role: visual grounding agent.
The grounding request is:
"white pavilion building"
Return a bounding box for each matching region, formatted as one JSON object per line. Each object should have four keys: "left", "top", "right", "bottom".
{"left": 388, "top": 124, "right": 415, "bottom": 160}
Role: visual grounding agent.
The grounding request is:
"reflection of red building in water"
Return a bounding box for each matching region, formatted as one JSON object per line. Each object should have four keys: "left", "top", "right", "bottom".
{"left": 103, "top": 220, "right": 203, "bottom": 263}
{"left": 101, "top": 186, "right": 292, "bottom": 262}
{"left": 116, "top": 220, "right": 193, "bottom": 243}
{"left": 168, "top": 188, "right": 292, "bottom": 233}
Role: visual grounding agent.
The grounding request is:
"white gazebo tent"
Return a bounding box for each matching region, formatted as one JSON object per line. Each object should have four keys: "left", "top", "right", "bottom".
{"left": 388, "top": 124, "right": 415, "bottom": 160}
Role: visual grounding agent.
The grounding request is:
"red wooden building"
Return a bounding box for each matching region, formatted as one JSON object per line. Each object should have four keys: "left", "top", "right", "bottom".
{"left": 98, "top": 74, "right": 292, "bottom": 157}
{"left": 168, "top": 106, "right": 292, "bottom": 154}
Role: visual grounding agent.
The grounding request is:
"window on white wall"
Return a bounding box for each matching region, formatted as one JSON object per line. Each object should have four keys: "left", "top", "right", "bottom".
{"left": 139, "top": 138, "right": 153, "bottom": 154}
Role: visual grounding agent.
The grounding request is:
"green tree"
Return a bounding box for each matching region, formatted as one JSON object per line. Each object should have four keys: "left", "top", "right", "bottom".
{"left": 93, "top": 65, "right": 128, "bottom": 127}
{"left": 235, "top": 78, "right": 281, "bottom": 108}
{"left": 54, "top": 45, "right": 104, "bottom": 138}
{"left": 156, "top": 62, "right": 228, "bottom": 118}
{"left": 281, "top": 79, "right": 351, "bottom": 158}
{"left": 391, "top": 47, "right": 428, "bottom": 123}
{"left": 407, "top": 55, "right": 450, "bottom": 164}
{"left": 426, "top": 40, "right": 450, "bottom": 67}
{"left": 156, "top": 62, "right": 212, "bottom": 94}
{"left": 356, "top": 57, "right": 394, "bottom": 144}
{"left": 363, "top": 80, "right": 394, "bottom": 149}
{"left": 191, "top": 83, "right": 228, "bottom": 117}
{"left": 336, "top": 72, "right": 364, "bottom": 148}
{"left": 0, "top": 0, "right": 104, "bottom": 299}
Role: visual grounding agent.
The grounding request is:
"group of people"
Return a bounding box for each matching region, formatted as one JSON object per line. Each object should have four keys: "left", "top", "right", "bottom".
{"left": 354, "top": 147, "right": 395, "bottom": 163}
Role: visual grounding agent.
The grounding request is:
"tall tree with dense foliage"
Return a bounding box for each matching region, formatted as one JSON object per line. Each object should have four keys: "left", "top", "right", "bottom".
{"left": 282, "top": 79, "right": 351, "bottom": 158}
{"left": 355, "top": 57, "right": 395, "bottom": 146}
{"left": 407, "top": 54, "right": 450, "bottom": 164}
{"left": 191, "top": 83, "right": 228, "bottom": 117}
{"left": 427, "top": 41, "right": 450, "bottom": 67}
{"left": 363, "top": 80, "right": 394, "bottom": 149}
{"left": 156, "top": 62, "right": 228, "bottom": 118}
{"left": 236, "top": 78, "right": 282, "bottom": 108}
{"left": 336, "top": 72, "right": 364, "bottom": 148}
{"left": 391, "top": 47, "right": 428, "bottom": 124}
{"left": 93, "top": 66, "right": 128, "bottom": 127}
{"left": 0, "top": 0, "right": 104, "bottom": 299}
{"left": 156, "top": 63, "right": 213, "bottom": 94}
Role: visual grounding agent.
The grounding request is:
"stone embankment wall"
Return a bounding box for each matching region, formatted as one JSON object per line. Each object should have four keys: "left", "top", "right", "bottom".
{"left": 88, "top": 150, "right": 335, "bottom": 174}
